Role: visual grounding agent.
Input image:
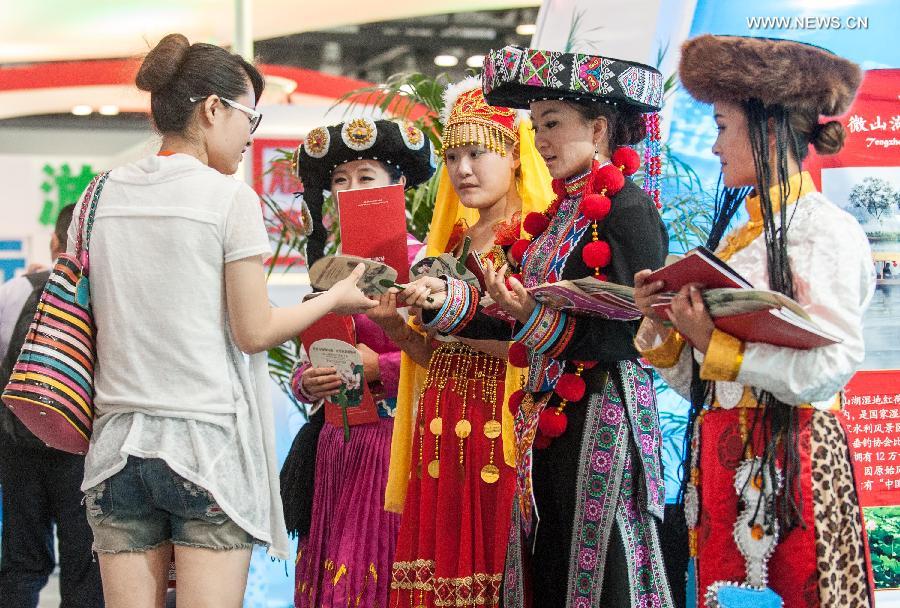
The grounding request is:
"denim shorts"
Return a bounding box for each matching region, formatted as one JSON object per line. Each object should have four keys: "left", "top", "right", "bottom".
{"left": 84, "top": 456, "right": 256, "bottom": 553}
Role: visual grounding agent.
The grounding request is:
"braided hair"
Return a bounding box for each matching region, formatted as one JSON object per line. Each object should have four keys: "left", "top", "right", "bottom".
{"left": 679, "top": 99, "right": 811, "bottom": 534}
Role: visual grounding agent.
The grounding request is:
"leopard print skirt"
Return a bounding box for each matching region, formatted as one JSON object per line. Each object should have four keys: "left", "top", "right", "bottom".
{"left": 810, "top": 410, "right": 872, "bottom": 608}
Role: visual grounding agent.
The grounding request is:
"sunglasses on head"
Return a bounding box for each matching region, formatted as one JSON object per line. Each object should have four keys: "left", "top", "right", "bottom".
{"left": 189, "top": 95, "right": 262, "bottom": 134}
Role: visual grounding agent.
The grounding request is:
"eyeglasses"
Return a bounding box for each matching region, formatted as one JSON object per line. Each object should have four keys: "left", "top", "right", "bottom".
{"left": 189, "top": 95, "right": 262, "bottom": 134}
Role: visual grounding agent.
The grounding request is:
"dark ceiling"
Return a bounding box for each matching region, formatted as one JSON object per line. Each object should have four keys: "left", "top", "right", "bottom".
{"left": 256, "top": 7, "right": 539, "bottom": 82}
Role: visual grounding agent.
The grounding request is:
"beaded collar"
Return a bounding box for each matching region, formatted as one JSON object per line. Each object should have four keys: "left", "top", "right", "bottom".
{"left": 564, "top": 168, "right": 592, "bottom": 197}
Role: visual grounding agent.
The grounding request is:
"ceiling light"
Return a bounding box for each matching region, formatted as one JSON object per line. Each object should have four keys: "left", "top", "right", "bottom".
{"left": 99, "top": 105, "right": 120, "bottom": 116}
{"left": 466, "top": 55, "right": 485, "bottom": 68}
{"left": 516, "top": 23, "right": 537, "bottom": 36}
{"left": 434, "top": 54, "right": 459, "bottom": 68}
{"left": 71, "top": 105, "right": 92, "bottom": 116}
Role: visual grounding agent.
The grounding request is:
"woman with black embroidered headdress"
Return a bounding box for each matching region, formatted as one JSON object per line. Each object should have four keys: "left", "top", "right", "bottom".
{"left": 284, "top": 118, "right": 435, "bottom": 608}
{"left": 634, "top": 35, "right": 874, "bottom": 608}
{"left": 399, "top": 46, "right": 672, "bottom": 608}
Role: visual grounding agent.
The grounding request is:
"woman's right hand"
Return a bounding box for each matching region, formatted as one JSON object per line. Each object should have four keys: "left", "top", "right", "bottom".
{"left": 633, "top": 269, "right": 669, "bottom": 325}
{"left": 327, "top": 263, "right": 379, "bottom": 314}
{"left": 398, "top": 276, "right": 447, "bottom": 310}
{"left": 301, "top": 366, "right": 343, "bottom": 400}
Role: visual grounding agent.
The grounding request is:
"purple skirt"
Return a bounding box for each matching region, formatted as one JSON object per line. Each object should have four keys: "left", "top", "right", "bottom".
{"left": 294, "top": 417, "right": 399, "bottom": 608}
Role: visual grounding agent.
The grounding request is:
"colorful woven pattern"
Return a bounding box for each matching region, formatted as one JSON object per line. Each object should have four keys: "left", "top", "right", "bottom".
{"left": 2, "top": 172, "right": 107, "bottom": 454}
{"left": 482, "top": 45, "right": 664, "bottom": 113}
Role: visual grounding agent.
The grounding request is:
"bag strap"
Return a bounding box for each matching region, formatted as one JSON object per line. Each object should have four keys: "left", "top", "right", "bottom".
{"left": 74, "top": 171, "right": 110, "bottom": 272}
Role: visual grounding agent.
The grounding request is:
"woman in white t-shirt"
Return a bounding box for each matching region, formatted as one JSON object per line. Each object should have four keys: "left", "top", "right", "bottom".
{"left": 73, "top": 34, "right": 376, "bottom": 608}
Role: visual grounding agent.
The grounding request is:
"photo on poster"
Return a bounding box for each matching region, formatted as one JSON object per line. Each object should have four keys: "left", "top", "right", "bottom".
{"left": 822, "top": 166, "right": 900, "bottom": 371}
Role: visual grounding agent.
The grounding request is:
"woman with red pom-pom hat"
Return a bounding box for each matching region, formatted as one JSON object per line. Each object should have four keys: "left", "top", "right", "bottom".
{"left": 399, "top": 47, "right": 671, "bottom": 608}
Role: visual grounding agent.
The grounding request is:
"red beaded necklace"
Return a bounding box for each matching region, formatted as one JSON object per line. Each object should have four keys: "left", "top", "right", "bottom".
{"left": 506, "top": 146, "right": 641, "bottom": 445}
{"left": 510, "top": 146, "right": 640, "bottom": 278}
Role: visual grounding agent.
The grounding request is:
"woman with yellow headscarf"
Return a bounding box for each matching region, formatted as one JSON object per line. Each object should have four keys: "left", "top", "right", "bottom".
{"left": 365, "top": 77, "right": 551, "bottom": 608}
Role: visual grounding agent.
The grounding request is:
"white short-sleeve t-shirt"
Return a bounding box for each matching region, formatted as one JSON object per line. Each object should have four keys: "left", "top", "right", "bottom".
{"left": 70, "top": 154, "right": 289, "bottom": 557}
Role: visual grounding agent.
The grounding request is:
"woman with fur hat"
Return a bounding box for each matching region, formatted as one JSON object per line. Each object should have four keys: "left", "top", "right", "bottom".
{"left": 287, "top": 118, "right": 435, "bottom": 608}
{"left": 634, "top": 35, "right": 873, "bottom": 607}
{"left": 399, "top": 47, "right": 672, "bottom": 608}
{"left": 368, "top": 77, "right": 552, "bottom": 608}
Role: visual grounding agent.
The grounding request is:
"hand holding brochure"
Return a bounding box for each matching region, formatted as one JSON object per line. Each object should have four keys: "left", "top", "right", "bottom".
{"left": 646, "top": 247, "right": 841, "bottom": 349}
{"left": 480, "top": 277, "right": 642, "bottom": 322}
{"left": 300, "top": 314, "right": 379, "bottom": 438}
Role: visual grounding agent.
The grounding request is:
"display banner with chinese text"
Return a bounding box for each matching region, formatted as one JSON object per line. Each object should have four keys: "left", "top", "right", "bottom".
{"left": 843, "top": 370, "right": 900, "bottom": 507}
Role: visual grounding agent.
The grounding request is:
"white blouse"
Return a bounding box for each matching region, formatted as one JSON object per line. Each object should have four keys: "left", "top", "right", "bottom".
{"left": 636, "top": 190, "right": 875, "bottom": 408}
{"left": 72, "top": 154, "right": 289, "bottom": 559}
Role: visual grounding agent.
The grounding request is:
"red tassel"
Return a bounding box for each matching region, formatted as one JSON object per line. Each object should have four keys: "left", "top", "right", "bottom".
{"left": 612, "top": 147, "right": 641, "bottom": 176}
{"left": 593, "top": 164, "right": 625, "bottom": 196}
{"left": 523, "top": 212, "right": 550, "bottom": 237}
{"left": 581, "top": 194, "right": 612, "bottom": 221}
{"left": 507, "top": 389, "right": 526, "bottom": 415}
{"left": 508, "top": 342, "right": 530, "bottom": 368}
{"left": 554, "top": 373, "right": 586, "bottom": 403}
{"left": 582, "top": 240, "right": 612, "bottom": 269}
{"left": 510, "top": 239, "right": 530, "bottom": 264}
{"left": 533, "top": 434, "right": 553, "bottom": 450}
{"left": 538, "top": 408, "right": 568, "bottom": 438}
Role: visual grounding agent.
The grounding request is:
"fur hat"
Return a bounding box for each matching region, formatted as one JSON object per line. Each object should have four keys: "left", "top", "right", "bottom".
{"left": 679, "top": 35, "right": 861, "bottom": 116}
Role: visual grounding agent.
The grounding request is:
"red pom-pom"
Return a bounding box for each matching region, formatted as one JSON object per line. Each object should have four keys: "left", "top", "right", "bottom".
{"left": 508, "top": 342, "right": 530, "bottom": 368}
{"left": 612, "top": 147, "right": 641, "bottom": 176}
{"left": 507, "top": 389, "right": 526, "bottom": 415}
{"left": 581, "top": 194, "right": 612, "bottom": 221}
{"left": 554, "top": 373, "right": 586, "bottom": 403}
{"left": 582, "top": 240, "right": 612, "bottom": 269}
{"left": 533, "top": 434, "right": 553, "bottom": 450}
{"left": 510, "top": 239, "right": 530, "bottom": 264}
{"left": 523, "top": 212, "right": 550, "bottom": 237}
{"left": 593, "top": 164, "right": 626, "bottom": 196}
{"left": 538, "top": 408, "right": 568, "bottom": 438}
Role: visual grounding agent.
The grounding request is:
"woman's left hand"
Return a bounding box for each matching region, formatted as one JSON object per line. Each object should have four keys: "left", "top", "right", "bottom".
{"left": 484, "top": 263, "right": 537, "bottom": 324}
{"left": 667, "top": 284, "right": 715, "bottom": 353}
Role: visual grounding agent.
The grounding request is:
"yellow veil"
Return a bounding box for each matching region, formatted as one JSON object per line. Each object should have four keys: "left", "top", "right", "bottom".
{"left": 384, "top": 119, "right": 552, "bottom": 513}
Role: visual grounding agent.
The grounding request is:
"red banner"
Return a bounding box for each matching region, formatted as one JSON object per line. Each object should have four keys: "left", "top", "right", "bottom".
{"left": 842, "top": 370, "right": 900, "bottom": 507}
{"left": 251, "top": 138, "right": 304, "bottom": 266}
{"left": 806, "top": 68, "right": 900, "bottom": 182}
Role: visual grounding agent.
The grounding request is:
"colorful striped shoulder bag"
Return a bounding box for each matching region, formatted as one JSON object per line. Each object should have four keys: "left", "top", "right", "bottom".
{"left": 2, "top": 171, "right": 109, "bottom": 454}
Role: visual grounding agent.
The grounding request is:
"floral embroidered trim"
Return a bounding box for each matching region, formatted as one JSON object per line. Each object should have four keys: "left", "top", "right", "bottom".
{"left": 391, "top": 559, "right": 503, "bottom": 606}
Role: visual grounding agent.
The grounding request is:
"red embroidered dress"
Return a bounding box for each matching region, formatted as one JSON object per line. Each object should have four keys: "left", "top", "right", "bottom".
{"left": 390, "top": 219, "right": 518, "bottom": 608}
